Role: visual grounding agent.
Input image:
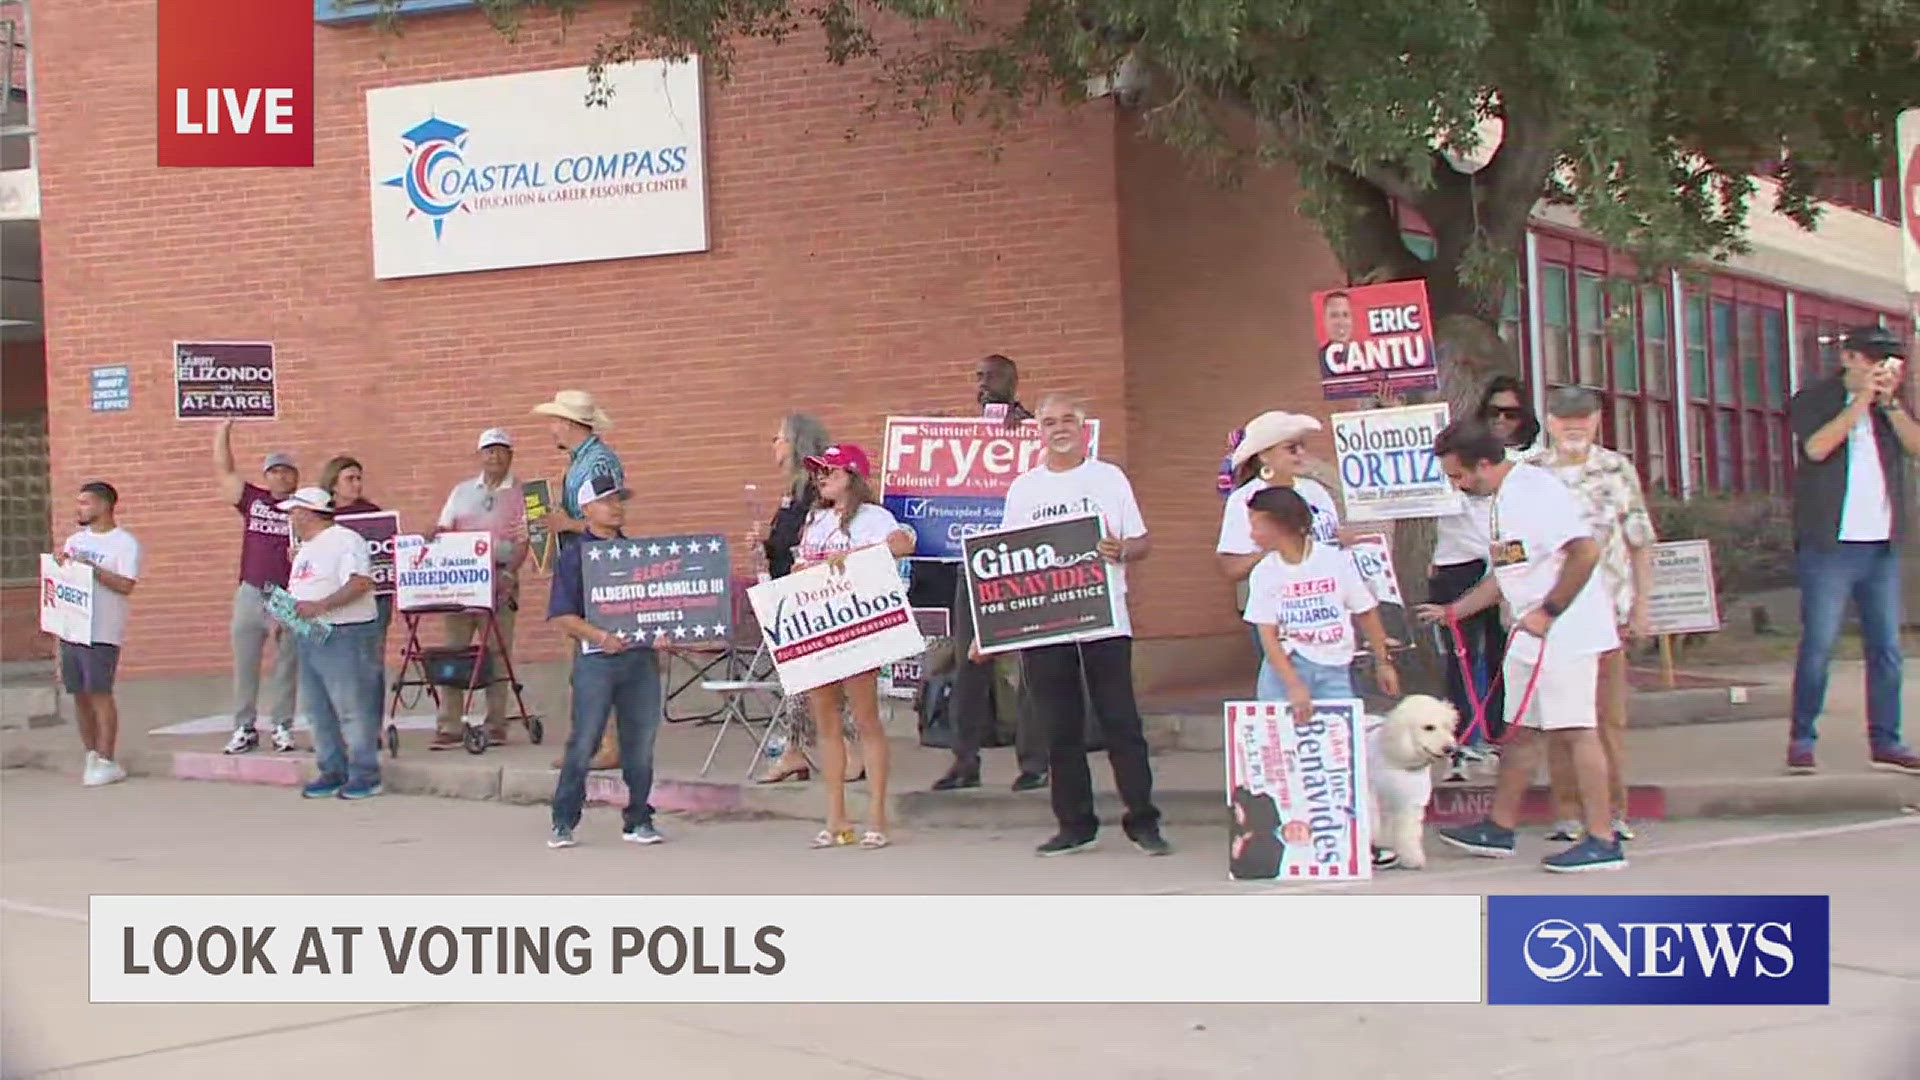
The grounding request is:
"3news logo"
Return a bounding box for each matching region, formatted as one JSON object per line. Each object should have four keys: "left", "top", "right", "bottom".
{"left": 1487, "top": 895, "right": 1829, "bottom": 1005}
{"left": 157, "top": 0, "right": 314, "bottom": 167}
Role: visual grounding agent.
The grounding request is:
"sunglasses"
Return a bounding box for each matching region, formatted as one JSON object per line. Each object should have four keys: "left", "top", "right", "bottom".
{"left": 1484, "top": 406, "right": 1527, "bottom": 420}
{"left": 1276, "top": 440, "right": 1308, "bottom": 453}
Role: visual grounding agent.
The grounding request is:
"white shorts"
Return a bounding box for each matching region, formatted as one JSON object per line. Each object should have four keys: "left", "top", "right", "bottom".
{"left": 1503, "top": 650, "right": 1599, "bottom": 731}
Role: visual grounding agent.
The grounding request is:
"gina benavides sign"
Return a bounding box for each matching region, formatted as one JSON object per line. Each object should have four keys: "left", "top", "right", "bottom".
{"left": 364, "top": 61, "right": 711, "bottom": 280}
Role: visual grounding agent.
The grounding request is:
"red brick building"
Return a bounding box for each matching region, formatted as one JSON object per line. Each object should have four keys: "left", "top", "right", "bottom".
{"left": 4, "top": 0, "right": 1909, "bottom": 685}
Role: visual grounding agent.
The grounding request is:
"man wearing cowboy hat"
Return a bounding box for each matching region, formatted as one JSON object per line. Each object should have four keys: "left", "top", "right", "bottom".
{"left": 531, "top": 390, "right": 626, "bottom": 771}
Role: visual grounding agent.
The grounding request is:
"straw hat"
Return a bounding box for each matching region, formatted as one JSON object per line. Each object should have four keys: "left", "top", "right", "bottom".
{"left": 530, "top": 390, "right": 611, "bottom": 431}
{"left": 1229, "top": 411, "right": 1322, "bottom": 469}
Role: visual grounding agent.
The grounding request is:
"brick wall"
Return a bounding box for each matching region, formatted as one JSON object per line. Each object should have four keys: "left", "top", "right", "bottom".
{"left": 1115, "top": 124, "right": 1349, "bottom": 688}
{"left": 32, "top": 5, "right": 1127, "bottom": 677}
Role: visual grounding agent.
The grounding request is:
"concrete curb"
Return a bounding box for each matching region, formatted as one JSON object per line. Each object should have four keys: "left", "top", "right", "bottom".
{"left": 6, "top": 742, "right": 1913, "bottom": 828}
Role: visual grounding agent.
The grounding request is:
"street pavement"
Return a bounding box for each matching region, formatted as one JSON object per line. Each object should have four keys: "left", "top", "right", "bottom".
{"left": 2, "top": 770, "right": 1916, "bottom": 1080}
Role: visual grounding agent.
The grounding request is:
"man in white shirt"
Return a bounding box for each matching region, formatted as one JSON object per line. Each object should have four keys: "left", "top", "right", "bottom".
{"left": 57, "top": 481, "right": 141, "bottom": 787}
{"left": 983, "top": 393, "right": 1167, "bottom": 857}
{"left": 279, "top": 487, "right": 383, "bottom": 800}
{"left": 429, "top": 428, "right": 530, "bottom": 749}
{"left": 1415, "top": 420, "right": 1624, "bottom": 873}
{"left": 1786, "top": 326, "right": 1920, "bottom": 775}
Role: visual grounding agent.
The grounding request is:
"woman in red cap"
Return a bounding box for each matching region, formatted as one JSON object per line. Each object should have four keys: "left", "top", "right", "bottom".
{"left": 793, "top": 444, "right": 917, "bottom": 849}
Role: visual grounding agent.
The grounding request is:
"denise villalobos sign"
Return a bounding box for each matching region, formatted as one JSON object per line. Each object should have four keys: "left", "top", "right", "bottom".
{"left": 365, "top": 60, "right": 710, "bottom": 280}
{"left": 746, "top": 545, "right": 926, "bottom": 696}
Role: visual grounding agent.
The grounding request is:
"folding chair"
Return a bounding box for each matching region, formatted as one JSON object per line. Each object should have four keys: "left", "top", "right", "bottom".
{"left": 697, "top": 639, "right": 803, "bottom": 778}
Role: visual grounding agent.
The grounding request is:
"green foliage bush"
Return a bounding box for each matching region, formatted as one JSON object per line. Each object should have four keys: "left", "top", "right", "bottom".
{"left": 1648, "top": 493, "right": 1796, "bottom": 598}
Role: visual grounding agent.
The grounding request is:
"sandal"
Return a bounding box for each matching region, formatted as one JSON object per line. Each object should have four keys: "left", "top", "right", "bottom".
{"left": 859, "top": 830, "right": 890, "bottom": 850}
{"left": 811, "top": 828, "right": 856, "bottom": 849}
{"left": 755, "top": 763, "right": 812, "bottom": 784}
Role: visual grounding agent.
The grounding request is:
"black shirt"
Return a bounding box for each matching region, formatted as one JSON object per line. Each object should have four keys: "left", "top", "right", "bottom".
{"left": 763, "top": 482, "right": 817, "bottom": 579}
{"left": 1788, "top": 376, "right": 1909, "bottom": 550}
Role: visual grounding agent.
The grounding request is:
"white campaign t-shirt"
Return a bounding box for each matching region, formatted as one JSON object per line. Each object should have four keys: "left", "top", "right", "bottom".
{"left": 1431, "top": 446, "right": 1522, "bottom": 567}
{"left": 288, "top": 524, "right": 378, "bottom": 626}
{"left": 1242, "top": 541, "right": 1378, "bottom": 667}
{"left": 797, "top": 503, "right": 908, "bottom": 565}
{"left": 1216, "top": 476, "right": 1341, "bottom": 555}
{"left": 1838, "top": 411, "right": 1893, "bottom": 542}
{"left": 1489, "top": 463, "right": 1618, "bottom": 660}
{"left": 1002, "top": 458, "right": 1147, "bottom": 640}
{"left": 62, "top": 527, "right": 141, "bottom": 646}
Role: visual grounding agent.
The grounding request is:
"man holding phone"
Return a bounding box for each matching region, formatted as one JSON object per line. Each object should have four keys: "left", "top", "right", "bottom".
{"left": 1787, "top": 325, "right": 1920, "bottom": 775}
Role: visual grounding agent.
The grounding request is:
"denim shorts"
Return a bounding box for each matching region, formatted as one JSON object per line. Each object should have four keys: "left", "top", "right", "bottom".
{"left": 60, "top": 642, "right": 122, "bottom": 695}
{"left": 1256, "top": 652, "right": 1356, "bottom": 703}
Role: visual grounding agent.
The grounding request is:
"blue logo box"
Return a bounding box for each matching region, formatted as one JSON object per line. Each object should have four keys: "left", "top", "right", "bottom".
{"left": 1487, "top": 895, "right": 1829, "bottom": 1005}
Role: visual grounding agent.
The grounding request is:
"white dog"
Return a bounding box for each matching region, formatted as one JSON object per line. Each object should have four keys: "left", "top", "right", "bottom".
{"left": 1366, "top": 695, "right": 1459, "bottom": 870}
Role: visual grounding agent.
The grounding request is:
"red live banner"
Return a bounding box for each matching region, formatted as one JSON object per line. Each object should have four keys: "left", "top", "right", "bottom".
{"left": 157, "top": 0, "right": 314, "bottom": 167}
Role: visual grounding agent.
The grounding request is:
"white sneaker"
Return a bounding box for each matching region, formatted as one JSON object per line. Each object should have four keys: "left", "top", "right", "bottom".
{"left": 95, "top": 758, "right": 127, "bottom": 786}
{"left": 81, "top": 753, "right": 105, "bottom": 786}
{"left": 223, "top": 727, "right": 259, "bottom": 754}
{"left": 271, "top": 724, "right": 297, "bottom": 753}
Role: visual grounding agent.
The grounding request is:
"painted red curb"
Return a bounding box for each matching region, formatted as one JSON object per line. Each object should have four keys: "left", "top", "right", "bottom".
{"left": 1426, "top": 784, "right": 1666, "bottom": 826}
{"left": 171, "top": 751, "right": 305, "bottom": 786}
{"left": 584, "top": 775, "right": 745, "bottom": 814}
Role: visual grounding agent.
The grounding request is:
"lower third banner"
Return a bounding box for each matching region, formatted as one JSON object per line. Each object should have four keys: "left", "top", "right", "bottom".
{"left": 90, "top": 894, "right": 1481, "bottom": 1003}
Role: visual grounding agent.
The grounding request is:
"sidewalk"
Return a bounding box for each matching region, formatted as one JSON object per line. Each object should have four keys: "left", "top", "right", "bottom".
{"left": 3, "top": 658, "right": 1915, "bottom": 829}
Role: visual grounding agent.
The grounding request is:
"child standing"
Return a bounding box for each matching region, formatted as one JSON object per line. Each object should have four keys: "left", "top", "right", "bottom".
{"left": 1243, "top": 486, "right": 1399, "bottom": 720}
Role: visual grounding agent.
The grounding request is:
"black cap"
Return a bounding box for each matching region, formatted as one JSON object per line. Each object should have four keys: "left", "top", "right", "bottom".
{"left": 1837, "top": 325, "right": 1906, "bottom": 360}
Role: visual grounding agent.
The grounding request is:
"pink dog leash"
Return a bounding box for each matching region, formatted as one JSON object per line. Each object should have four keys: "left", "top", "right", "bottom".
{"left": 1445, "top": 612, "right": 1547, "bottom": 745}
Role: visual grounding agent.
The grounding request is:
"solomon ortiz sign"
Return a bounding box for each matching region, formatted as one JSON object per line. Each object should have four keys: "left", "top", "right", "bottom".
{"left": 963, "top": 514, "right": 1116, "bottom": 655}
{"left": 581, "top": 533, "right": 731, "bottom": 649}
{"left": 746, "top": 545, "right": 926, "bottom": 696}
{"left": 174, "top": 342, "right": 277, "bottom": 419}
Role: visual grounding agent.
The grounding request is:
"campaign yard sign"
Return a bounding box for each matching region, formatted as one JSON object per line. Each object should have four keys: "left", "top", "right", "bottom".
{"left": 337, "top": 511, "right": 399, "bottom": 598}
{"left": 395, "top": 531, "right": 494, "bottom": 610}
{"left": 880, "top": 416, "right": 1103, "bottom": 560}
{"left": 581, "top": 533, "right": 731, "bottom": 650}
{"left": 39, "top": 554, "right": 95, "bottom": 645}
{"left": 1344, "top": 532, "right": 1413, "bottom": 651}
{"left": 1646, "top": 540, "right": 1721, "bottom": 636}
{"left": 1313, "top": 280, "right": 1439, "bottom": 400}
{"left": 522, "top": 479, "right": 555, "bottom": 574}
{"left": 1330, "top": 403, "right": 1462, "bottom": 521}
{"left": 963, "top": 515, "right": 1116, "bottom": 655}
{"left": 746, "top": 545, "right": 926, "bottom": 696}
{"left": 881, "top": 607, "right": 952, "bottom": 700}
{"left": 173, "top": 342, "right": 277, "bottom": 419}
{"left": 1226, "top": 699, "right": 1371, "bottom": 882}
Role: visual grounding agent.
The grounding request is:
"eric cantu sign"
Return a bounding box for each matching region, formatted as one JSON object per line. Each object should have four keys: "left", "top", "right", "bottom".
{"left": 1226, "top": 699, "right": 1371, "bottom": 882}
{"left": 395, "top": 532, "right": 494, "bottom": 610}
{"left": 89, "top": 893, "right": 1481, "bottom": 1003}
{"left": 1330, "top": 403, "right": 1462, "bottom": 522}
{"left": 881, "top": 416, "right": 1103, "bottom": 560}
{"left": 1313, "top": 280, "right": 1439, "bottom": 400}
{"left": 963, "top": 515, "right": 1116, "bottom": 654}
{"left": 582, "top": 533, "right": 731, "bottom": 649}
{"left": 366, "top": 61, "right": 709, "bottom": 281}
{"left": 174, "top": 342, "right": 277, "bottom": 419}
{"left": 747, "top": 545, "right": 926, "bottom": 695}
{"left": 337, "top": 511, "right": 399, "bottom": 598}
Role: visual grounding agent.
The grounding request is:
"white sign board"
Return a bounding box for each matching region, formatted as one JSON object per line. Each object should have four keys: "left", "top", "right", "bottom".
{"left": 1646, "top": 540, "right": 1721, "bottom": 636}
{"left": 39, "top": 555, "right": 95, "bottom": 645}
{"left": 395, "top": 532, "right": 495, "bottom": 611}
{"left": 747, "top": 545, "right": 927, "bottom": 696}
{"left": 1330, "top": 403, "right": 1462, "bottom": 522}
{"left": 366, "top": 60, "right": 709, "bottom": 280}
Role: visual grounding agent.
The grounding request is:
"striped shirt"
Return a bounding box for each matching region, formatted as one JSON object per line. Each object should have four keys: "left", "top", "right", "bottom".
{"left": 560, "top": 434, "right": 624, "bottom": 540}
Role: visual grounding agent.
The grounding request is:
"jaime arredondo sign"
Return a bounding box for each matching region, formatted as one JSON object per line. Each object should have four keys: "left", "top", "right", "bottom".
{"left": 581, "top": 534, "right": 732, "bottom": 653}
{"left": 1226, "top": 699, "right": 1371, "bottom": 882}
{"left": 963, "top": 515, "right": 1116, "bottom": 655}
{"left": 39, "top": 554, "right": 95, "bottom": 645}
{"left": 881, "top": 416, "right": 1103, "bottom": 560}
{"left": 336, "top": 511, "right": 399, "bottom": 599}
{"left": 746, "top": 545, "right": 926, "bottom": 696}
{"left": 1330, "top": 403, "right": 1462, "bottom": 522}
{"left": 395, "top": 532, "right": 494, "bottom": 610}
{"left": 1314, "top": 280, "right": 1439, "bottom": 400}
{"left": 173, "top": 342, "right": 277, "bottom": 419}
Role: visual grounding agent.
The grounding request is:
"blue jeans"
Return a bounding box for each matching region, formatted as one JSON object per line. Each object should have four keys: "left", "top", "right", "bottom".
{"left": 1792, "top": 542, "right": 1904, "bottom": 749}
{"left": 297, "top": 620, "right": 381, "bottom": 788}
{"left": 552, "top": 647, "right": 663, "bottom": 831}
{"left": 1257, "top": 652, "right": 1357, "bottom": 703}
{"left": 366, "top": 594, "right": 393, "bottom": 722}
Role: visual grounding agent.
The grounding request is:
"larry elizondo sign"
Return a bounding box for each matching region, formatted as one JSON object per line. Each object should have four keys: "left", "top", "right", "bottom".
{"left": 89, "top": 894, "right": 1483, "bottom": 1003}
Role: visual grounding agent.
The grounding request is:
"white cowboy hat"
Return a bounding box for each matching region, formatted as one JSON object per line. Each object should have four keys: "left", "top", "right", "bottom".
{"left": 530, "top": 390, "right": 611, "bottom": 431}
{"left": 1230, "top": 411, "right": 1322, "bottom": 469}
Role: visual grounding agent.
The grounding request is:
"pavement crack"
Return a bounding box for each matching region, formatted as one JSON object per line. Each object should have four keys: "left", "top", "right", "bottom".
{"left": 12, "top": 1004, "right": 440, "bottom": 1078}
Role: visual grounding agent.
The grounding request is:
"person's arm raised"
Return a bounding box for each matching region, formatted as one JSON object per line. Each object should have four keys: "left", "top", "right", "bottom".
{"left": 213, "top": 420, "right": 245, "bottom": 506}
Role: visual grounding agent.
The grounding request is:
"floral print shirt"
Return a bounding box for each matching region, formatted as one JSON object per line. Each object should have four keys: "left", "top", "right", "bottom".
{"left": 1523, "top": 442, "right": 1656, "bottom": 627}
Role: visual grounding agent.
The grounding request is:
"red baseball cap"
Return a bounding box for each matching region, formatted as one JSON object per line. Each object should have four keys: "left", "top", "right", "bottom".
{"left": 804, "top": 444, "right": 872, "bottom": 478}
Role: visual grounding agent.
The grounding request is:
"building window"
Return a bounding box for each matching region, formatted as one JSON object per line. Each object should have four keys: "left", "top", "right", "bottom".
{"left": 1681, "top": 282, "right": 1791, "bottom": 495}
{"left": 1540, "top": 263, "right": 1573, "bottom": 385}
